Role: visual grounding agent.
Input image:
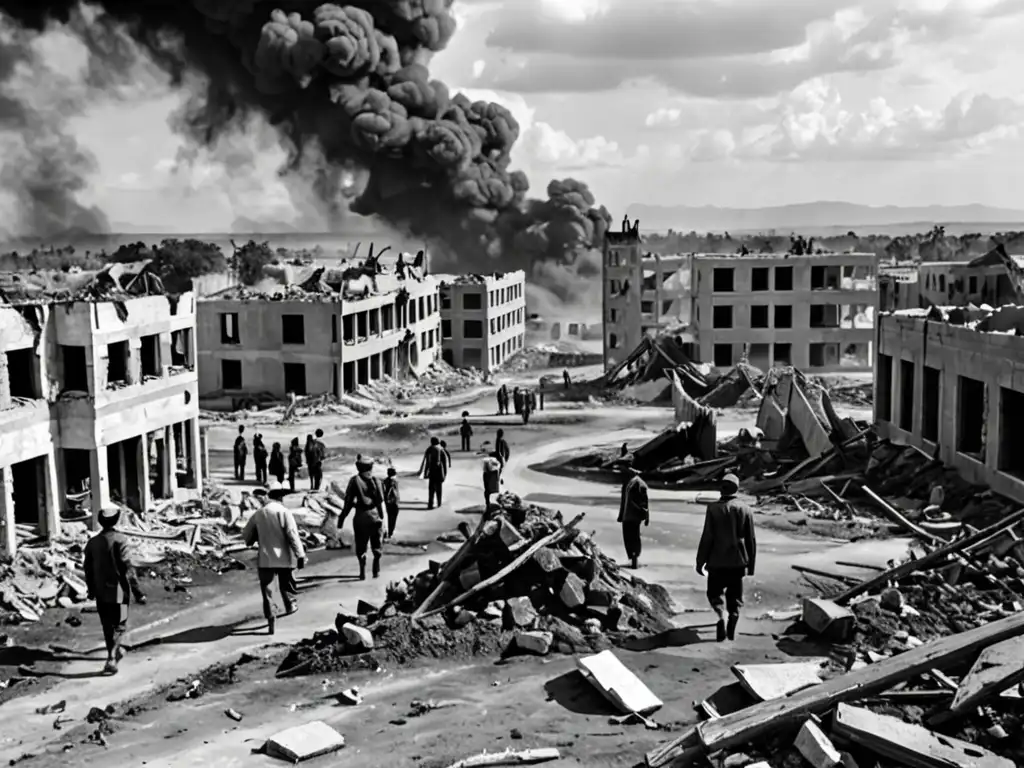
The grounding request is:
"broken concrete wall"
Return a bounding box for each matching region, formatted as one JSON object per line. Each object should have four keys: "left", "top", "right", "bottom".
{"left": 756, "top": 395, "right": 786, "bottom": 441}
{"left": 788, "top": 381, "right": 833, "bottom": 458}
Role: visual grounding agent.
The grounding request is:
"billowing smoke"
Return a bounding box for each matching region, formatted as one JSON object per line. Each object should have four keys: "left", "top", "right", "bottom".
{"left": 0, "top": 1, "right": 611, "bottom": 297}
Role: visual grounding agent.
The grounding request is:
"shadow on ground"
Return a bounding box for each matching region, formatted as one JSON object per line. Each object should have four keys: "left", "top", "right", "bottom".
{"left": 620, "top": 624, "right": 716, "bottom": 651}
{"left": 544, "top": 670, "right": 619, "bottom": 716}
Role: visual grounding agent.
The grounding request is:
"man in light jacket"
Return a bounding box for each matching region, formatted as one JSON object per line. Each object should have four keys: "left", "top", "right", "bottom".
{"left": 242, "top": 486, "right": 306, "bottom": 635}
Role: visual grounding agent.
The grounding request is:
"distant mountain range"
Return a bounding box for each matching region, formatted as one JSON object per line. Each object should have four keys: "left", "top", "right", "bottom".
{"left": 625, "top": 202, "right": 1024, "bottom": 235}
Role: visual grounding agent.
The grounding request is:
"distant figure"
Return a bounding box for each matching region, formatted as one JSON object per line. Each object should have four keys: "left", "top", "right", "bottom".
{"left": 513, "top": 386, "right": 523, "bottom": 415}
{"left": 460, "top": 417, "right": 473, "bottom": 451}
{"left": 383, "top": 466, "right": 400, "bottom": 538}
{"left": 617, "top": 461, "right": 649, "bottom": 570}
{"left": 308, "top": 428, "right": 327, "bottom": 491}
{"left": 494, "top": 428, "right": 510, "bottom": 467}
{"left": 242, "top": 487, "right": 306, "bottom": 635}
{"left": 419, "top": 436, "right": 449, "bottom": 509}
{"left": 253, "top": 433, "right": 268, "bottom": 485}
{"left": 84, "top": 507, "right": 147, "bottom": 675}
{"left": 440, "top": 440, "right": 452, "bottom": 467}
{"left": 496, "top": 386, "right": 506, "bottom": 415}
{"left": 563, "top": 369, "right": 571, "bottom": 389}
{"left": 304, "top": 434, "right": 316, "bottom": 490}
{"left": 521, "top": 390, "right": 532, "bottom": 424}
{"left": 696, "top": 473, "right": 757, "bottom": 642}
{"left": 620, "top": 442, "right": 629, "bottom": 458}
{"left": 268, "top": 442, "right": 285, "bottom": 484}
{"left": 341, "top": 457, "right": 386, "bottom": 579}
{"left": 233, "top": 425, "right": 248, "bottom": 481}
{"left": 529, "top": 389, "right": 538, "bottom": 412}
{"left": 287, "top": 437, "right": 303, "bottom": 492}
{"left": 483, "top": 451, "right": 503, "bottom": 509}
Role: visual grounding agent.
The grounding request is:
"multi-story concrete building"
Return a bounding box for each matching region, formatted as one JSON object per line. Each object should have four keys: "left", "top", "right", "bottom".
{"left": 878, "top": 264, "right": 920, "bottom": 312}
{"left": 875, "top": 304, "right": 1024, "bottom": 505}
{"left": 918, "top": 247, "right": 1024, "bottom": 308}
{"left": 438, "top": 271, "right": 526, "bottom": 371}
{"left": 197, "top": 266, "right": 443, "bottom": 401}
{"left": 0, "top": 266, "right": 202, "bottom": 554}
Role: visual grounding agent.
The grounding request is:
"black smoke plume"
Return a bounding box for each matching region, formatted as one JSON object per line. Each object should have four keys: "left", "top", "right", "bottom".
{"left": 0, "top": 1, "right": 611, "bottom": 282}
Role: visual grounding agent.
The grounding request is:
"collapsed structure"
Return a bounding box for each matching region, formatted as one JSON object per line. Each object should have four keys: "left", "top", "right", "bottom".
{"left": 0, "top": 263, "right": 202, "bottom": 555}
{"left": 437, "top": 270, "right": 527, "bottom": 371}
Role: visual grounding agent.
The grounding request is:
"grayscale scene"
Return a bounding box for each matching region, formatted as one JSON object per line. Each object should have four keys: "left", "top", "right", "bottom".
{"left": 2, "top": 1, "right": 1024, "bottom": 767}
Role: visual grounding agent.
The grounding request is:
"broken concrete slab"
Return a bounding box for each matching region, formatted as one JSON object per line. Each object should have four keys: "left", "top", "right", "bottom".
{"left": 504, "top": 596, "right": 537, "bottom": 628}
{"left": 755, "top": 394, "right": 786, "bottom": 441}
{"left": 515, "top": 630, "right": 553, "bottom": 655}
{"left": 577, "top": 649, "right": 662, "bottom": 716}
{"left": 950, "top": 634, "right": 1024, "bottom": 712}
{"left": 794, "top": 719, "right": 842, "bottom": 768}
{"left": 533, "top": 547, "right": 565, "bottom": 579}
{"left": 732, "top": 662, "right": 825, "bottom": 702}
{"left": 497, "top": 518, "right": 525, "bottom": 550}
{"left": 788, "top": 382, "right": 832, "bottom": 459}
{"left": 802, "top": 598, "right": 855, "bottom": 641}
{"left": 340, "top": 622, "right": 373, "bottom": 651}
{"left": 559, "top": 572, "right": 586, "bottom": 609}
{"left": 265, "top": 720, "right": 345, "bottom": 762}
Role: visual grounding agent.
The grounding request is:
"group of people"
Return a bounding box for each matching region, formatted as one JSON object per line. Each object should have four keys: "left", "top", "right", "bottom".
{"left": 495, "top": 385, "right": 537, "bottom": 424}
{"left": 618, "top": 464, "right": 756, "bottom": 642}
{"left": 233, "top": 425, "right": 327, "bottom": 492}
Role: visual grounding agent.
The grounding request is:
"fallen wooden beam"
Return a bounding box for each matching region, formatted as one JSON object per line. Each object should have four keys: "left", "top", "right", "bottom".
{"left": 413, "top": 510, "right": 495, "bottom": 618}
{"left": 860, "top": 486, "right": 945, "bottom": 545}
{"left": 833, "top": 560, "right": 885, "bottom": 572}
{"left": 950, "top": 635, "right": 1024, "bottom": 713}
{"left": 419, "top": 513, "right": 584, "bottom": 619}
{"left": 644, "top": 725, "right": 698, "bottom": 767}
{"left": 646, "top": 609, "right": 1024, "bottom": 758}
{"left": 791, "top": 565, "right": 860, "bottom": 586}
{"left": 443, "top": 748, "right": 561, "bottom": 768}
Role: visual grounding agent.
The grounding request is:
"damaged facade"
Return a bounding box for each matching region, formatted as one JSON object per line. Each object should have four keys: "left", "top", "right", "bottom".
{"left": 875, "top": 304, "right": 1024, "bottom": 505}
{"left": 603, "top": 222, "right": 878, "bottom": 372}
{"left": 0, "top": 264, "right": 202, "bottom": 555}
{"left": 197, "top": 263, "right": 442, "bottom": 401}
{"left": 882, "top": 245, "right": 1024, "bottom": 311}
{"left": 438, "top": 270, "right": 526, "bottom": 371}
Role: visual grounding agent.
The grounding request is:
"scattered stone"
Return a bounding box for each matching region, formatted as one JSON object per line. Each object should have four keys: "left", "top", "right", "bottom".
{"left": 481, "top": 602, "right": 504, "bottom": 621}
{"left": 459, "top": 564, "right": 482, "bottom": 590}
{"left": 505, "top": 597, "right": 537, "bottom": 629}
{"left": 498, "top": 518, "right": 525, "bottom": 549}
{"left": 510, "top": 728, "right": 523, "bottom": 740}
{"left": 515, "top": 630, "right": 553, "bottom": 655}
{"left": 341, "top": 623, "right": 374, "bottom": 651}
{"left": 225, "top": 708, "right": 243, "bottom": 722}
{"left": 451, "top": 608, "right": 476, "bottom": 628}
{"left": 793, "top": 720, "right": 841, "bottom": 768}
{"left": 560, "top": 572, "right": 586, "bottom": 609}
{"left": 265, "top": 720, "right": 345, "bottom": 762}
{"left": 533, "top": 548, "right": 565, "bottom": 580}
{"left": 723, "top": 754, "right": 753, "bottom": 768}
{"left": 880, "top": 588, "right": 904, "bottom": 612}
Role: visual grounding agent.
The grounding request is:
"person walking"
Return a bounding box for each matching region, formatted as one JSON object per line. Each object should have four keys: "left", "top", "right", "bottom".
{"left": 340, "top": 458, "right": 386, "bottom": 580}
{"left": 308, "top": 428, "right": 327, "bottom": 491}
{"left": 303, "top": 434, "right": 316, "bottom": 490}
{"left": 84, "top": 507, "right": 147, "bottom": 675}
{"left": 496, "top": 386, "right": 505, "bottom": 415}
{"left": 287, "top": 437, "right": 303, "bottom": 492}
{"left": 495, "top": 428, "right": 510, "bottom": 464}
{"left": 696, "top": 473, "right": 756, "bottom": 642}
{"left": 233, "top": 425, "right": 248, "bottom": 481}
{"left": 382, "top": 466, "right": 400, "bottom": 538}
{"left": 268, "top": 442, "right": 285, "bottom": 484}
{"left": 499, "top": 384, "right": 509, "bottom": 414}
{"left": 513, "top": 387, "right": 522, "bottom": 415}
{"left": 460, "top": 417, "right": 473, "bottom": 452}
{"left": 563, "top": 369, "right": 571, "bottom": 389}
{"left": 482, "top": 451, "right": 503, "bottom": 509}
{"left": 242, "top": 487, "right": 306, "bottom": 635}
{"left": 617, "top": 462, "right": 649, "bottom": 569}
{"left": 521, "top": 390, "right": 532, "bottom": 424}
{"left": 440, "top": 440, "right": 453, "bottom": 466}
{"left": 418, "top": 436, "right": 449, "bottom": 509}
{"left": 253, "top": 433, "right": 268, "bottom": 485}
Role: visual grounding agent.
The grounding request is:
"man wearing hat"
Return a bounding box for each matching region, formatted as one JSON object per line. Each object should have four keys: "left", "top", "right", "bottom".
{"left": 340, "top": 457, "right": 386, "bottom": 580}
{"left": 617, "top": 460, "right": 650, "bottom": 569}
{"left": 84, "top": 507, "right": 147, "bottom": 675}
{"left": 242, "top": 486, "right": 306, "bottom": 634}
{"left": 696, "top": 473, "right": 757, "bottom": 642}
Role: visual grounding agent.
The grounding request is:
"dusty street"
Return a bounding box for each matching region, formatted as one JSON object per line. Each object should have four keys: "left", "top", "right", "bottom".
{"left": 3, "top": 381, "right": 906, "bottom": 767}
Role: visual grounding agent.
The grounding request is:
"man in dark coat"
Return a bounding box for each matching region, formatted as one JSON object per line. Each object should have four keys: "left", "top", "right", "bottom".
{"left": 617, "top": 463, "right": 649, "bottom": 569}
{"left": 418, "top": 436, "right": 449, "bottom": 509}
{"left": 308, "top": 428, "right": 327, "bottom": 491}
{"left": 84, "top": 507, "right": 147, "bottom": 675}
{"left": 696, "top": 473, "right": 757, "bottom": 642}
{"left": 459, "top": 417, "right": 473, "bottom": 451}
{"left": 513, "top": 387, "right": 523, "bottom": 415}
{"left": 253, "top": 433, "right": 268, "bottom": 485}
{"left": 341, "top": 458, "right": 386, "bottom": 579}
{"left": 494, "top": 428, "right": 510, "bottom": 465}
{"left": 233, "top": 425, "right": 248, "bottom": 480}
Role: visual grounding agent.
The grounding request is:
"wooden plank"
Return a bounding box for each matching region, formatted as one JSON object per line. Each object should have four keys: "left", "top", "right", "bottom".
{"left": 861, "top": 485, "right": 945, "bottom": 544}
{"left": 834, "top": 560, "right": 885, "bottom": 572}
{"left": 792, "top": 565, "right": 860, "bottom": 586}
{"left": 577, "top": 650, "right": 663, "bottom": 716}
{"left": 732, "top": 662, "right": 825, "bottom": 702}
{"left": 662, "top": 610, "right": 1024, "bottom": 754}
{"left": 413, "top": 509, "right": 495, "bottom": 618}
{"left": 443, "top": 748, "right": 561, "bottom": 767}
{"left": 950, "top": 635, "right": 1024, "bottom": 712}
{"left": 645, "top": 725, "right": 698, "bottom": 767}
{"left": 832, "top": 703, "right": 1014, "bottom": 768}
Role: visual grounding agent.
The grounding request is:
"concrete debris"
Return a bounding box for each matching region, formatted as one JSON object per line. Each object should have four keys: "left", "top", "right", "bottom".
{"left": 514, "top": 630, "right": 553, "bottom": 655}
{"left": 441, "top": 747, "right": 561, "bottom": 768}
{"left": 265, "top": 720, "right": 345, "bottom": 763}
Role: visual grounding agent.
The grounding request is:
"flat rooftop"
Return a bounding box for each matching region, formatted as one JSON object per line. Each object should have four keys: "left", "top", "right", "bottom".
{"left": 435, "top": 270, "right": 525, "bottom": 286}
{"left": 0, "top": 261, "right": 164, "bottom": 305}
{"left": 691, "top": 251, "right": 875, "bottom": 260}
{"left": 883, "top": 304, "right": 1024, "bottom": 335}
{"left": 202, "top": 261, "right": 432, "bottom": 302}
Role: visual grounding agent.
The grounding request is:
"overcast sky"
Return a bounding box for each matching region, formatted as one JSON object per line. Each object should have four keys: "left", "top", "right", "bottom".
{"left": 72, "top": 0, "right": 1024, "bottom": 230}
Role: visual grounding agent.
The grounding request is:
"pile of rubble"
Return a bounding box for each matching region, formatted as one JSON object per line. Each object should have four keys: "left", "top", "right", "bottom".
{"left": 646, "top": 511, "right": 1024, "bottom": 768}
{"left": 279, "top": 493, "right": 675, "bottom": 676}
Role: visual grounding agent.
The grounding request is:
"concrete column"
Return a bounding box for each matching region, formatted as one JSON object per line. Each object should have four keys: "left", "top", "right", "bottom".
{"left": 374, "top": 308, "right": 382, "bottom": 336}
{"left": 88, "top": 447, "right": 112, "bottom": 528}
{"left": 90, "top": 343, "right": 104, "bottom": 395}
{"left": 190, "top": 418, "right": 204, "bottom": 495}
{"left": 0, "top": 466, "right": 14, "bottom": 556}
{"left": 199, "top": 425, "right": 210, "bottom": 484}
{"left": 165, "top": 424, "right": 178, "bottom": 497}
{"left": 40, "top": 447, "right": 61, "bottom": 540}
{"left": 137, "top": 435, "right": 150, "bottom": 512}
{"left": 127, "top": 339, "right": 142, "bottom": 385}
{"left": 0, "top": 347, "right": 11, "bottom": 410}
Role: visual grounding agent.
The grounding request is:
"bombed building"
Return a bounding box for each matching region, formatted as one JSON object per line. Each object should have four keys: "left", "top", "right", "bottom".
{"left": 437, "top": 271, "right": 526, "bottom": 371}
{"left": 196, "top": 256, "right": 443, "bottom": 403}
{"left": 0, "top": 263, "right": 202, "bottom": 555}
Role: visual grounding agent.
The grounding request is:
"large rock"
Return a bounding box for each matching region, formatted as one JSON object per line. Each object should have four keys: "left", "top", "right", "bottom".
{"left": 497, "top": 518, "right": 525, "bottom": 550}
{"left": 802, "top": 598, "right": 855, "bottom": 642}
{"left": 515, "top": 630, "right": 553, "bottom": 655}
{"left": 341, "top": 622, "right": 374, "bottom": 651}
{"left": 505, "top": 596, "right": 537, "bottom": 629}
{"left": 533, "top": 548, "right": 565, "bottom": 580}
{"left": 265, "top": 720, "right": 345, "bottom": 762}
{"left": 459, "top": 563, "right": 482, "bottom": 590}
{"left": 559, "top": 572, "right": 586, "bottom": 610}
{"left": 587, "top": 588, "right": 615, "bottom": 607}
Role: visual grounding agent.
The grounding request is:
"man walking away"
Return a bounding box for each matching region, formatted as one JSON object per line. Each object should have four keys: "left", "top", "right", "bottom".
{"left": 500, "top": 385, "right": 509, "bottom": 414}
{"left": 513, "top": 387, "right": 522, "bottom": 415}
{"left": 253, "top": 434, "right": 268, "bottom": 485}
{"left": 617, "top": 462, "right": 649, "bottom": 569}
{"left": 242, "top": 487, "right": 306, "bottom": 635}
{"left": 418, "top": 436, "right": 449, "bottom": 509}
{"left": 495, "top": 429, "right": 510, "bottom": 465}
{"left": 696, "top": 473, "right": 756, "bottom": 642}
{"left": 383, "top": 466, "right": 400, "bottom": 538}
{"left": 233, "top": 425, "right": 248, "bottom": 481}
{"left": 269, "top": 442, "right": 285, "bottom": 484}
{"left": 287, "top": 437, "right": 303, "bottom": 492}
{"left": 84, "top": 507, "right": 147, "bottom": 675}
{"left": 521, "top": 391, "right": 532, "bottom": 424}
{"left": 304, "top": 434, "right": 316, "bottom": 490}
{"left": 563, "top": 369, "right": 571, "bottom": 389}
{"left": 496, "top": 387, "right": 504, "bottom": 415}
{"left": 440, "top": 440, "right": 453, "bottom": 467}
{"left": 309, "top": 428, "right": 327, "bottom": 491}
{"left": 460, "top": 417, "right": 473, "bottom": 451}
{"left": 341, "top": 458, "right": 386, "bottom": 579}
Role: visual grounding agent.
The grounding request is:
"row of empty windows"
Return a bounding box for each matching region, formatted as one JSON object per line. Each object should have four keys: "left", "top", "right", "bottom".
{"left": 606, "top": 248, "right": 636, "bottom": 268}
{"left": 489, "top": 283, "right": 523, "bottom": 306}
{"left": 440, "top": 282, "right": 523, "bottom": 312}
{"left": 709, "top": 303, "right": 873, "bottom": 330}
{"left": 220, "top": 351, "right": 400, "bottom": 396}
{"left": 710, "top": 264, "right": 873, "bottom": 293}
{"left": 490, "top": 334, "right": 524, "bottom": 366}
{"left": 490, "top": 307, "right": 524, "bottom": 335}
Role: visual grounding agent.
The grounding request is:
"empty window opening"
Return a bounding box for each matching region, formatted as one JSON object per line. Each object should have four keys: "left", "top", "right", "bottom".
{"left": 841, "top": 343, "right": 871, "bottom": 368}
{"left": 712, "top": 305, "right": 733, "bottom": 329}
{"left": 641, "top": 300, "right": 654, "bottom": 314}
{"left": 63, "top": 448, "right": 91, "bottom": 495}
{"left": 750, "top": 305, "right": 769, "bottom": 328}
{"left": 999, "top": 388, "right": 1024, "bottom": 480}
{"left": 106, "top": 437, "right": 142, "bottom": 512}
{"left": 5, "top": 348, "right": 38, "bottom": 399}
{"left": 463, "top": 292, "right": 482, "bottom": 310}
{"left": 876, "top": 354, "right": 893, "bottom": 421}
{"left": 221, "top": 359, "right": 242, "bottom": 389}
{"left": 749, "top": 343, "right": 770, "bottom": 369}
{"left": 609, "top": 333, "right": 618, "bottom": 349}
{"left": 442, "top": 319, "right": 452, "bottom": 338}
{"left": 661, "top": 300, "right": 673, "bottom": 316}
{"left": 281, "top": 314, "right": 305, "bottom": 345}
{"left": 957, "top": 375, "right": 985, "bottom": 458}
{"left": 148, "top": 428, "right": 171, "bottom": 501}
{"left": 713, "top": 268, "right": 734, "bottom": 292}
{"left": 170, "top": 329, "right": 191, "bottom": 368}
{"left": 464, "top": 347, "right": 482, "bottom": 368}
{"left": 464, "top": 320, "right": 483, "bottom": 339}
{"left": 106, "top": 341, "right": 130, "bottom": 388}
{"left": 283, "top": 362, "right": 307, "bottom": 395}
{"left": 811, "top": 265, "right": 841, "bottom": 290}
{"left": 713, "top": 343, "right": 733, "bottom": 367}
{"left": 370, "top": 354, "right": 381, "bottom": 380}
{"left": 418, "top": 296, "right": 425, "bottom": 319}
{"left": 751, "top": 267, "right": 769, "bottom": 291}
{"left": 343, "top": 361, "right": 356, "bottom": 393}
{"left": 331, "top": 316, "right": 338, "bottom": 343}
{"left": 357, "top": 312, "right": 368, "bottom": 338}
{"left": 369, "top": 310, "right": 379, "bottom": 335}
{"left": 608, "top": 308, "right": 619, "bottom": 323}
{"left": 382, "top": 305, "right": 394, "bottom": 331}
{"left": 774, "top": 305, "right": 793, "bottom": 328}
{"left": 383, "top": 349, "right": 394, "bottom": 377}
{"left": 809, "top": 342, "right": 840, "bottom": 368}
{"left": 357, "top": 357, "right": 369, "bottom": 386}
{"left": 140, "top": 334, "right": 161, "bottom": 378}
{"left": 969, "top": 276, "right": 978, "bottom": 294}
{"left": 922, "top": 365, "right": 940, "bottom": 442}
{"left": 220, "top": 313, "right": 239, "bottom": 344}
{"left": 774, "top": 266, "right": 794, "bottom": 291}
{"left": 409, "top": 301, "right": 417, "bottom": 323}
{"left": 11, "top": 455, "right": 47, "bottom": 527}
{"left": 939, "top": 274, "right": 946, "bottom": 292}
{"left": 810, "top": 304, "right": 840, "bottom": 328}
{"left": 59, "top": 345, "right": 88, "bottom": 394}
{"left": 774, "top": 343, "right": 792, "bottom": 366}
{"left": 899, "top": 359, "right": 915, "bottom": 431}
{"left": 441, "top": 290, "right": 451, "bottom": 309}
{"left": 343, "top": 315, "right": 355, "bottom": 342}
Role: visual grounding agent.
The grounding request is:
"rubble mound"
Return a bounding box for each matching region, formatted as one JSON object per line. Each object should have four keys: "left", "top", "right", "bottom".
{"left": 280, "top": 494, "right": 676, "bottom": 675}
